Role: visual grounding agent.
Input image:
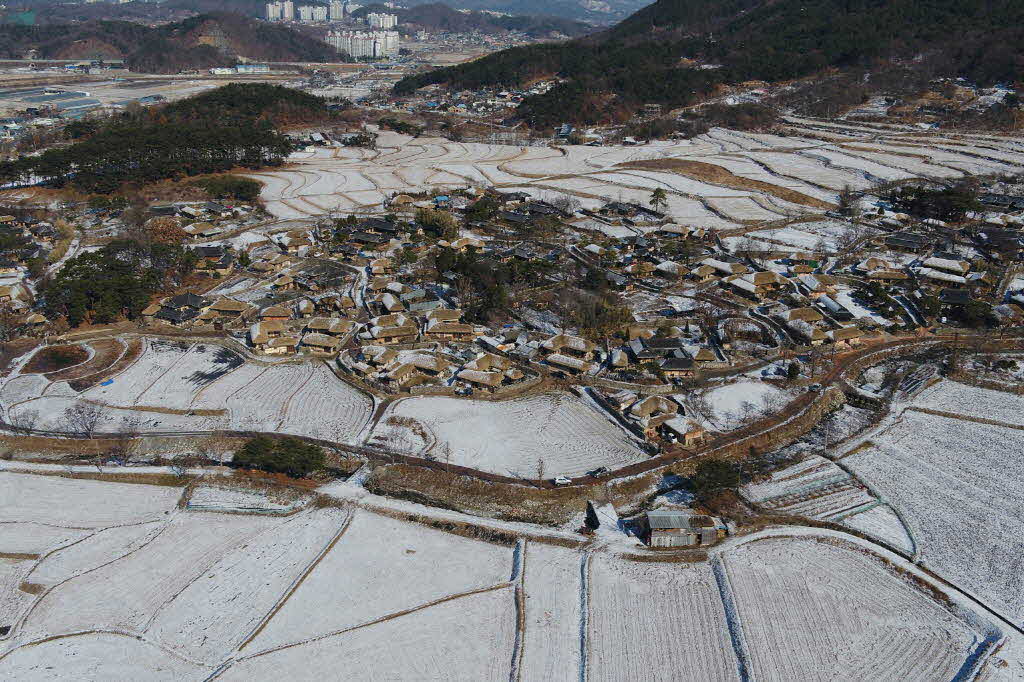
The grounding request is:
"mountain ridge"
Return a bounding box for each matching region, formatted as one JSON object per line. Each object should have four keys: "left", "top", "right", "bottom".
{"left": 394, "top": 0, "right": 1024, "bottom": 126}
{"left": 0, "top": 12, "right": 337, "bottom": 72}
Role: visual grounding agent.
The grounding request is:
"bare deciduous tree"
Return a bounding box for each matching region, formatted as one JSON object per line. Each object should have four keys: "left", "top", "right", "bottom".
{"left": 545, "top": 192, "right": 581, "bottom": 215}
{"left": 10, "top": 409, "right": 38, "bottom": 433}
{"left": 108, "top": 415, "right": 142, "bottom": 462}
{"left": 62, "top": 403, "right": 103, "bottom": 439}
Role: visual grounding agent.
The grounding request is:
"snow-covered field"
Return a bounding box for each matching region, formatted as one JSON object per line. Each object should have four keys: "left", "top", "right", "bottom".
{"left": 223, "top": 587, "right": 516, "bottom": 681}
{"left": 520, "top": 543, "right": 581, "bottom": 682}
{"left": 844, "top": 406, "right": 1024, "bottom": 623}
{"left": 247, "top": 126, "right": 1024, "bottom": 228}
{"left": 721, "top": 535, "right": 987, "bottom": 681}
{"left": 0, "top": 473, "right": 1009, "bottom": 680}
{"left": 691, "top": 380, "right": 793, "bottom": 432}
{"left": 146, "top": 509, "right": 346, "bottom": 663}
{"left": 588, "top": 555, "right": 739, "bottom": 681}
{"left": 0, "top": 474, "right": 181, "bottom": 528}
{"left": 0, "top": 340, "right": 372, "bottom": 443}
{"left": 186, "top": 483, "right": 310, "bottom": 512}
{"left": 742, "top": 454, "right": 914, "bottom": 554}
{"left": 368, "top": 391, "right": 647, "bottom": 477}
{"left": 244, "top": 509, "right": 512, "bottom": 654}
{"left": 912, "top": 379, "right": 1024, "bottom": 426}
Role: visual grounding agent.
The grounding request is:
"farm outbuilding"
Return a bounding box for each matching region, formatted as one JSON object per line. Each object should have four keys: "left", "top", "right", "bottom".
{"left": 643, "top": 510, "right": 727, "bottom": 548}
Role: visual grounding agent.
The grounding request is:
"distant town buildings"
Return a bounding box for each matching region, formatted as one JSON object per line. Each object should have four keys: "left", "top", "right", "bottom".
{"left": 265, "top": 0, "right": 294, "bottom": 21}
{"left": 267, "top": 0, "right": 364, "bottom": 22}
{"left": 366, "top": 12, "right": 398, "bottom": 29}
{"left": 297, "top": 4, "right": 328, "bottom": 22}
{"left": 327, "top": 29, "right": 400, "bottom": 58}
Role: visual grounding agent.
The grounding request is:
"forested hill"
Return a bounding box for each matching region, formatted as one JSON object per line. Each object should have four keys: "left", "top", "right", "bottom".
{"left": 0, "top": 84, "right": 334, "bottom": 194}
{"left": 351, "top": 3, "right": 592, "bottom": 38}
{"left": 0, "top": 12, "right": 335, "bottom": 72}
{"left": 394, "top": 0, "right": 1024, "bottom": 127}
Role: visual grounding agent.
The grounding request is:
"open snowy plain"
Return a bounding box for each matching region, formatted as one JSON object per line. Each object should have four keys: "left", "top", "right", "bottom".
{"left": 0, "top": 472, "right": 1016, "bottom": 681}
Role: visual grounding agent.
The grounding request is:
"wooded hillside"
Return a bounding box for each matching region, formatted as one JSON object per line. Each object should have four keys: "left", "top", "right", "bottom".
{"left": 395, "top": 0, "right": 1024, "bottom": 126}
{"left": 0, "top": 12, "right": 336, "bottom": 72}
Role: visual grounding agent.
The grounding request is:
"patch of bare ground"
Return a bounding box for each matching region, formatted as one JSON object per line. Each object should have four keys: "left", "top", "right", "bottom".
{"left": 205, "top": 472, "right": 316, "bottom": 505}
{"left": 0, "top": 339, "right": 40, "bottom": 377}
{"left": 46, "top": 338, "right": 123, "bottom": 382}
{"left": 0, "top": 433, "right": 244, "bottom": 460}
{"left": 324, "top": 452, "right": 364, "bottom": 478}
{"left": 229, "top": 468, "right": 326, "bottom": 491}
{"left": 0, "top": 468, "right": 192, "bottom": 487}
{"left": 364, "top": 463, "right": 658, "bottom": 527}
{"left": 369, "top": 508, "right": 524, "bottom": 547}
{"left": 69, "top": 337, "right": 142, "bottom": 391}
{"left": 624, "top": 550, "right": 708, "bottom": 563}
{"left": 22, "top": 345, "right": 88, "bottom": 375}
{"left": 18, "top": 582, "right": 44, "bottom": 595}
{"left": 83, "top": 401, "right": 226, "bottom": 418}
{"left": 616, "top": 158, "right": 835, "bottom": 209}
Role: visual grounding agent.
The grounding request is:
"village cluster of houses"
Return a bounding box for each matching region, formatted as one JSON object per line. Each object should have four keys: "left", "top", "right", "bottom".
{"left": 116, "top": 171, "right": 1024, "bottom": 395}
{"left": 0, "top": 214, "right": 65, "bottom": 330}
{"left": 148, "top": 201, "right": 260, "bottom": 241}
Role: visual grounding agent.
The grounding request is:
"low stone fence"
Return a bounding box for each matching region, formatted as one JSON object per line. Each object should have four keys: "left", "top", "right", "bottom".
{"left": 580, "top": 375, "right": 676, "bottom": 395}
{"left": 409, "top": 385, "right": 456, "bottom": 397}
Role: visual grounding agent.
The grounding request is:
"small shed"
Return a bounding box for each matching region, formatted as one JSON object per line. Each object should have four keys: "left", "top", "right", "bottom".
{"left": 643, "top": 510, "right": 726, "bottom": 548}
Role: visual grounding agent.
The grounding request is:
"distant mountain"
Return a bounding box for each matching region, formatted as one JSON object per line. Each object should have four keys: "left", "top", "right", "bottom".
{"left": 395, "top": 0, "right": 1024, "bottom": 126}
{"left": 402, "top": 0, "right": 653, "bottom": 24}
{"left": 351, "top": 3, "right": 593, "bottom": 37}
{"left": 0, "top": 12, "right": 336, "bottom": 72}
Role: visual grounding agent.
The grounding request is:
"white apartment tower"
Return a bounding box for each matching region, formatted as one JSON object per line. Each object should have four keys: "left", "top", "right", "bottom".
{"left": 327, "top": 29, "right": 399, "bottom": 58}
{"left": 266, "top": 2, "right": 281, "bottom": 20}
{"left": 298, "top": 4, "right": 328, "bottom": 22}
{"left": 366, "top": 12, "right": 397, "bottom": 29}
{"left": 329, "top": 0, "right": 344, "bottom": 20}
{"left": 281, "top": 0, "right": 295, "bottom": 20}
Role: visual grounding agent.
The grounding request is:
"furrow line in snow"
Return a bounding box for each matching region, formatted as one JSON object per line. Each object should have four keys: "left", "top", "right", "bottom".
{"left": 133, "top": 343, "right": 196, "bottom": 405}
{"left": 238, "top": 581, "right": 512, "bottom": 661}
{"left": 10, "top": 516, "right": 177, "bottom": 641}
{"left": 274, "top": 364, "right": 317, "bottom": 431}
{"left": 235, "top": 507, "right": 355, "bottom": 653}
{"left": 577, "top": 550, "right": 591, "bottom": 682}
{"left": 510, "top": 540, "right": 526, "bottom": 682}
{"left": 710, "top": 555, "right": 751, "bottom": 682}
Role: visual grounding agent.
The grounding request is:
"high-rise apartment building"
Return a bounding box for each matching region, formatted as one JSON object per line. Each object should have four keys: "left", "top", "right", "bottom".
{"left": 327, "top": 29, "right": 399, "bottom": 58}
{"left": 366, "top": 12, "right": 397, "bottom": 29}
{"left": 298, "top": 5, "right": 328, "bottom": 22}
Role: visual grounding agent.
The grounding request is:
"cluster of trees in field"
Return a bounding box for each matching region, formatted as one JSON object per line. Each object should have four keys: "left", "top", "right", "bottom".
{"left": 624, "top": 103, "right": 779, "bottom": 139}
{"left": 887, "top": 184, "right": 982, "bottom": 222}
{"left": 395, "top": 0, "right": 1024, "bottom": 126}
{"left": 41, "top": 239, "right": 197, "bottom": 326}
{"left": 187, "top": 175, "right": 263, "bottom": 201}
{"left": 233, "top": 435, "right": 326, "bottom": 478}
{"left": 0, "top": 84, "right": 331, "bottom": 194}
